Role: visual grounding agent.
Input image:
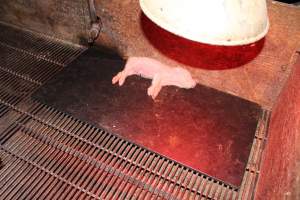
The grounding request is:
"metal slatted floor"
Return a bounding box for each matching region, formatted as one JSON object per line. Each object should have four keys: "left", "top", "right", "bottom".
{"left": 0, "top": 22, "right": 269, "bottom": 200}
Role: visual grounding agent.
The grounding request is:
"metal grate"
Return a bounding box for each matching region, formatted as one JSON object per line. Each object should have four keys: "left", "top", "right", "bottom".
{"left": 0, "top": 22, "right": 269, "bottom": 200}
{"left": 0, "top": 22, "right": 84, "bottom": 66}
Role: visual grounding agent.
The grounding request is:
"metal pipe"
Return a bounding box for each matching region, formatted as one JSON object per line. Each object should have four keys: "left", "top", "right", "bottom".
{"left": 87, "top": 0, "right": 102, "bottom": 44}
{"left": 88, "top": 0, "right": 98, "bottom": 24}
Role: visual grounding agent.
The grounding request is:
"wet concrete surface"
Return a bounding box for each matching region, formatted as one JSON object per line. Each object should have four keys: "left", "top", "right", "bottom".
{"left": 33, "top": 47, "right": 262, "bottom": 186}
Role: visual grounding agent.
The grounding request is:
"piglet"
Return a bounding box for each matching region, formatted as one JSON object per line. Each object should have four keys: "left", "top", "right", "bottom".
{"left": 112, "top": 57, "right": 196, "bottom": 99}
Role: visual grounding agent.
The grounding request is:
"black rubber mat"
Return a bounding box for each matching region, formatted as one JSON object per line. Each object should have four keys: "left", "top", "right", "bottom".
{"left": 33, "top": 47, "right": 262, "bottom": 187}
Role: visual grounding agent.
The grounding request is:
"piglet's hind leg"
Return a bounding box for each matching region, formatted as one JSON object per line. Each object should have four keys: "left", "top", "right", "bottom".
{"left": 112, "top": 58, "right": 137, "bottom": 86}
{"left": 112, "top": 71, "right": 126, "bottom": 86}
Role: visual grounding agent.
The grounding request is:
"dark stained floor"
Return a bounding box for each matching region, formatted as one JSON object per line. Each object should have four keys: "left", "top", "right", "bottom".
{"left": 33, "top": 47, "right": 262, "bottom": 187}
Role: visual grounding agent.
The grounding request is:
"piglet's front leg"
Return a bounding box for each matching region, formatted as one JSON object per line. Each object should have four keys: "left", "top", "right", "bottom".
{"left": 147, "top": 74, "right": 162, "bottom": 99}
